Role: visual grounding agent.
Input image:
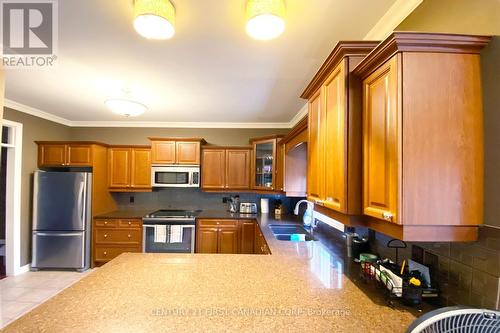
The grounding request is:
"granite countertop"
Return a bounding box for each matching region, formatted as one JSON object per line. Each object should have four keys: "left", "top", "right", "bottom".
{"left": 3, "top": 210, "right": 420, "bottom": 332}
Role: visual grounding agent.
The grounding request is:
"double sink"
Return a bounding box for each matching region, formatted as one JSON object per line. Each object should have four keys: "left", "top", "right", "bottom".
{"left": 269, "top": 224, "right": 316, "bottom": 242}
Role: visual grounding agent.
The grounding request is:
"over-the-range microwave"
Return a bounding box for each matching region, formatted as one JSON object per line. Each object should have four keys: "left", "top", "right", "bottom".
{"left": 151, "top": 165, "right": 200, "bottom": 188}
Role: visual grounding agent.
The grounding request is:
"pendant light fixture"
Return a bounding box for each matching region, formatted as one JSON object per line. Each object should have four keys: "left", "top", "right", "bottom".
{"left": 246, "top": 0, "right": 286, "bottom": 40}
{"left": 133, "top": 0, "right": 176, "bottom": 40}
{"left": 105, "top": 99, "right": 148, "bottom": 117}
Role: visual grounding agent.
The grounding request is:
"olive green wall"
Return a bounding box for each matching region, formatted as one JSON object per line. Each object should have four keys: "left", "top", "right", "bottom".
{"left": 3, "top": 107, "right": 72, "bottom": 266}
{"left": 397, "top": 0, "right": 500, "bottom": 35}
{"left": 397, "top": 0, "right": 500, "bottom": 228}
{"left": 70, "top": 127, "right": 289, "bottom": 146}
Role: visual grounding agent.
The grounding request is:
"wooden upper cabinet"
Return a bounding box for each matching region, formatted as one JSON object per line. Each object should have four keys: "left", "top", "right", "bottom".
{"left": 108, "top": 148, "right": 131, "bottom": 189}
{"left": 66, "top": 145, "right": 92, "bottom": 166}
{"left": 201, "top": 149, "right": 226, "bottom": 189}
{"left": 226, "top": 149, "right": 250, "bottom": 189}
{"left": 130, "top": 148, "right": 151, "bottom": 189}
{"left": 352, "top": 32, "right": 490, "bottom": 241}
{"left": 307, "top": 89, "right": 323, "bottom": 202}
{"left": 37, "top": 142, "right": 97, "bottom": 167}
{"left": 151, "top": 141, "right": 175, "bottom": 164}
{"left": 362, "top": 56, "right": 399, "bottom": 223}
{"left": 108, "top": 146, "right": 151, "bottom": 191}
{"left": 176, "top": 141, "right": 200, "bottom": 164}
{"left": 38, "top": 144, "right": 66, "bottom": 166}
{"left": 201, "top": 147, "right": 251, "bottom": 191}
{"left": 302, "top": 41, "right": 378, "bottom": 215}
{"left": 275, "top": 142, "right": 285, "bottom": 192}
{"left": 250, "top": 136, "right": 283, "bottom": 191}
{"left": 323, "top": 61, "right": 346, "bottom": 212}
{"left": 149, "top": 138, "right": 204, "bottom": 165}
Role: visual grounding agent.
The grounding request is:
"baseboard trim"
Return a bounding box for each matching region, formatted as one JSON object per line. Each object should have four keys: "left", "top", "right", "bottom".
{"left": 14, "top": 264, "right": 30, "bottom": 276}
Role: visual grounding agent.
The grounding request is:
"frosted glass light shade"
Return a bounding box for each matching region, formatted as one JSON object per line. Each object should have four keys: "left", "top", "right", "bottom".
{"left": 246, "top": 0, "right": 285, "bottom": 40}
{"left": 105, "top": 99, "right": 147, "bottom": 117}
{"left": 134, "top": 0, "right": 175, "bottom": 40}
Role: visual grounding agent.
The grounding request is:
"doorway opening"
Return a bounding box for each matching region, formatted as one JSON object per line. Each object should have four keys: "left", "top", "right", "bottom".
{"left": 0, "top": 120, "right": 23, "bottom": 277}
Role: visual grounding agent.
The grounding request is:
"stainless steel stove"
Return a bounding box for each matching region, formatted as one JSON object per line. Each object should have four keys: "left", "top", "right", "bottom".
{"left": 142, "top": 210, "right": 201, "bottom": 253}
{"left": 143, "top": 209, "right": 201, "bottom": 222}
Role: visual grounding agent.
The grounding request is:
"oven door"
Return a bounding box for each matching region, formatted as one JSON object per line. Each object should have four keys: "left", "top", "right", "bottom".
{"left": 143, "top": 224, "right": 195, "bottom": 253}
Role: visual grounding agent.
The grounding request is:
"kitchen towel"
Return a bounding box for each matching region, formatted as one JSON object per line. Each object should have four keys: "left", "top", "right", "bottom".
{"left": 154, "top": 225, "right": 168, "bottom": 243}
{"left": 169, "top": 225, "right": 183, "bottom": 243}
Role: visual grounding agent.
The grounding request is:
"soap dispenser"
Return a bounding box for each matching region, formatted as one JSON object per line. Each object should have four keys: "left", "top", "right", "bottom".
{"left": 293, "top": 200, "right": 314, "bottom": 227}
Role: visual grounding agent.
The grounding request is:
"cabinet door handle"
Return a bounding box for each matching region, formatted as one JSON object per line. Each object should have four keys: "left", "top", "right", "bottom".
{"left": 382, "top": 212, "right": 393, "bottom": 221}
{"left": 104, "top": 221, "right": 108, "bottom": 225}
{"left": 128, "top": 234, "right": 131, "bottom": 238}
{"left": 104, "top": 234, "right": 108, "bottom": 238}
{"left": 128, "top": 221, "right": 132, "bottom": 225}
{"left": 103, "top": 251, "right": 107, "bottom": 256}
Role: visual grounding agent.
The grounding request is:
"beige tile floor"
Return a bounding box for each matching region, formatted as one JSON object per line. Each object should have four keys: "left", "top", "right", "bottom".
{"left": 0, "top": 270, "right": 92, "bottom": 328}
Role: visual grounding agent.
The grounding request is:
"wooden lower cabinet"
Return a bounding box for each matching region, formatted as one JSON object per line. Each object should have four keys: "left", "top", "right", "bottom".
{"left": 240, "top": 220, "right": 255, "bottom": 254}
{"left": 218, "top": 226, "right": 239, "bottom": 254}
{"left": 92, "top": 218, "right": 143, "bottom": 266}
{"left": 196, "top": 219, "right": 268, "bottom": 255}
{"left": 196, "top": 227, "right": 219, "bottom": 253}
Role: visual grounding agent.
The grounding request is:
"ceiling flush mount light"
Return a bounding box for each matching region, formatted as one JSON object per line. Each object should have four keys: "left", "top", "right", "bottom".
{"left": 134, "top": 0, "right": 176, "bottom": 40}
{"left": 105, "top": 99, "right": 148, "bottom": 117}
{"left": 246, "top": 0, "right": 286, "bottom": 41}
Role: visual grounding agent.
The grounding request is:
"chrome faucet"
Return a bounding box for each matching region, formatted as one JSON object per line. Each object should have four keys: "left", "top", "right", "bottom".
{"left": 294, "top": 200, "right": 314, "bottom": 227}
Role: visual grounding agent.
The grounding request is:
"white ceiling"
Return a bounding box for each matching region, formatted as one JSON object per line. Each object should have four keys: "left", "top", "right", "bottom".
{"left": 5, "top": 0, "right": 396, "bottom": 126}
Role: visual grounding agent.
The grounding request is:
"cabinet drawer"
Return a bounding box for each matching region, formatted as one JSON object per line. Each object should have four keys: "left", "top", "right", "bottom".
{"left": 118, "top": 219, "right": 142, "bottom": 228}
{"left": 94, "top": 228, "right": 142, "bottom": 244}
{"left": 94, "top": 219, "right": 118, "bottom": 227}
{"left": 198, "top": 219, "right": 238, "bottom": 227}
{"left": 94, "top": 246, "right": 141, "bottom": 262}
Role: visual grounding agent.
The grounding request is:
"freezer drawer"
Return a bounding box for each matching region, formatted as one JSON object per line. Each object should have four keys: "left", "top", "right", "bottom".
{"left": 32, "top": 231, "right": 88, "bottom": 270}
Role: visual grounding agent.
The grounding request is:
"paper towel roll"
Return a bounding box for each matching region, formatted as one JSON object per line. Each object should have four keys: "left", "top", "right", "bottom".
{"left": 260, "top": 198, "right": 269, "bottom": 214}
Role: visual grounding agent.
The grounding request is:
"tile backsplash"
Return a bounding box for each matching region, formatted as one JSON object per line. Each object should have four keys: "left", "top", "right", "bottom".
{"left": 365, "top": 226, "right": 500, "bottom": 310}
{"left": 112, "top": 188, "right": 304, "bottom": 214}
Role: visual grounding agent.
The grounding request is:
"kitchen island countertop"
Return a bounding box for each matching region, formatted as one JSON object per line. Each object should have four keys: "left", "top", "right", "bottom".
{"left": 3, "top": 211, "right": 419, "bottom": 332}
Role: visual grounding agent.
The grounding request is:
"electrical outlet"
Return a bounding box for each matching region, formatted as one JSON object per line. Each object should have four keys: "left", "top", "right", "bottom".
{"left": 129, "top": 196, "right": 135, "bottom": 204}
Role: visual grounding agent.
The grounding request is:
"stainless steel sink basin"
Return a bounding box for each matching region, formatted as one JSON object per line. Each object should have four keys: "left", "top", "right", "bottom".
{"left": 268, "top": 224, "right": 316, "bottom": 242}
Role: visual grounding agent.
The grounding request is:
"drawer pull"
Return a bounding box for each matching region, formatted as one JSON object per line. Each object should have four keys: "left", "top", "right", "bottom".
{"left": 128, "top": 221, "right": 132, "bottom": 225}
{"left": 103, "top": 251, "right": 107, "bottom": 256}
{"left": 216, "top": 222, "right": 220, "bottom": 225}
{"left": 382, "top": 212, "right": 393, "bottom": 221}
{"left": 104, "top": 234, "right": 108, "bottom": 238}
{"left": 104, "top": 221, "right": 108, "bottom": 225}
{"left": 128, "top": 234, "right": 131, "bottom": 238}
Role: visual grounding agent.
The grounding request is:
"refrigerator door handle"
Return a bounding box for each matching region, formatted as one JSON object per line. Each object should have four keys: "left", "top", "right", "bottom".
{"left": 77, "top": 180, "right": 85, "bottom": 226}
{"left": 35, "top": 232, "right": 83, "bottom": 237}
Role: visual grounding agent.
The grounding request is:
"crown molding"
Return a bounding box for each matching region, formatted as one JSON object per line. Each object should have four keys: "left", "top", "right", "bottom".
{"left": 363, "top": 0, "right": 423, "bottom": 40}
{"left": 288, "top": 103, "right": 308, "bottom": 127}
{"left": 4, "top": 98, "right": 307, "bottom": 129}
{"left": 4, "top": 99, "right": 73, "bottom": 126}
{"left": 353, "top": 32, "right": 492, "bottom": 78}
{"left": 300, "top": 41, "right": 379, "bottom": 99}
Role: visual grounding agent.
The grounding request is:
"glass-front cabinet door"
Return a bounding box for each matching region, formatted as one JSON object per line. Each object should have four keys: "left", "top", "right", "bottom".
{"left": 251, "top": 136, "right": 282, "bottom": 190}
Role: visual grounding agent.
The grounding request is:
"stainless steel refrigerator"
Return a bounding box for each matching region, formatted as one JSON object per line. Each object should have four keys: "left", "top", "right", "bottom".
{"left": 31, "top": 171, "right": 92, "bottom": 271}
